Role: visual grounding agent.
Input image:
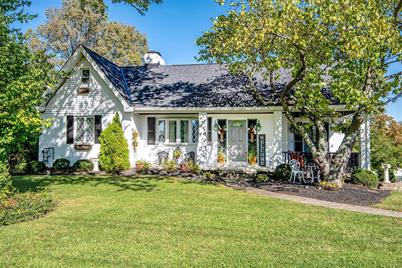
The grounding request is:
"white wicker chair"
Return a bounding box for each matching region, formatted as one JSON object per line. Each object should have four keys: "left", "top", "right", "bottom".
{"left": 289, "top": 159, "right": 306, "bottom": 184}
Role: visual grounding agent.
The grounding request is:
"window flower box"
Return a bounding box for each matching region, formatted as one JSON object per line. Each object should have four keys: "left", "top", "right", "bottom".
{"left": 74, "top": 143, "right": 92, "bottom": 151}
{"left": 77, "top": 87, "right": 90, "bottom": 94}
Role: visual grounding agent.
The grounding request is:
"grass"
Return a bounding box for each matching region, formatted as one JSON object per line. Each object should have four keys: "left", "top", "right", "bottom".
{"left": 375, "top": 191, "right": 402, "bottom": 212}
{"left": 0, "top": 175, "right": 401, "bottom": 267}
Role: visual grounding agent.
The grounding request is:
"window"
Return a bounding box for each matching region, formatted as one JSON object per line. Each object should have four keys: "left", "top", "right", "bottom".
{"left": 180, "top": 120, "right": 189, "bottom": 143}
{"left": 75, "top": 116, "right": 95, "bottom": 143}
{"left": 81, "top": 69, "right": 90, "bottom": 87}
{"left": 192, "top": 120, "right": 199, "bottom": 143}
{"left": 158, "top": 120, "right": 166, "bottom": 143}
{"left": 168, "top": 120, "right": 177, "bottom": 143}
{"left": 147, "top": 117, "right": 156, "bottom": 145}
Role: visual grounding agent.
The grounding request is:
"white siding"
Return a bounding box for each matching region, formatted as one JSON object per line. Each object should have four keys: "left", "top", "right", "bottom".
{"left": 39, "top": 57, "right": 136, "bottom": 167}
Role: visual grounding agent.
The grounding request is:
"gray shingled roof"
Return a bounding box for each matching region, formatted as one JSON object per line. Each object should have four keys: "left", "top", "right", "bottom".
{"left": 84, "top": 46, "right": 286, "bottom": 108}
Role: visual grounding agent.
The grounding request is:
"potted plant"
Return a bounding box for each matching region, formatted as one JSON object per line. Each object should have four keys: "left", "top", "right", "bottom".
{"left": 248, "top": 148, "right": 257, "bottom": 166}
{"left": 217, "top": 149, "right": 225, "bottom": 165}
{"left": 173, "top": 147, "right": 182, "bottom": 161}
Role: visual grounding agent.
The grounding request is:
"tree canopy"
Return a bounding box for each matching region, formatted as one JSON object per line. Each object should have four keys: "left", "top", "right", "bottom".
{"left": 30, "top": 0, "right": 152, "bottom": 67}
{"left": 0, "top": 0, "right": 56, "bottom": 162}
{"left": 197, "top": 0, "right": 402, "bottom": 185}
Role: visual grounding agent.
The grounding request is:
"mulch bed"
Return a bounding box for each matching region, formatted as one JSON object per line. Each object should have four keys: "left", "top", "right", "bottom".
{"left": 256, "top": 181, "right": 391, "bottom": 207}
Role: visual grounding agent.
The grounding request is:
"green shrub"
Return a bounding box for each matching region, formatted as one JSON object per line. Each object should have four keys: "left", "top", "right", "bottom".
{"left": 0, "top": 191, "right": 55, "bottom": 227}
{"left": 136, "top": 160, "right": 151, "bottom": 173}
{"left": 203, "top": 171, "right": 214, "bottom": 181}
{"left": 319, "top": 181, "right": 340, "bottom": 191}
{"left": 273, "top": 164, "right": 292, "bottom": 181}
{"left": 73, "top": 160, "right": 94, "bottom": 173}
{"left": 188, "top": 161, "right": 201, "bottom": 174}
{"left": 351, "top": 169, "right": 379, "bottom": 189}
{"left": 29, "top": 160, "right": 47, "bottom": 174}
{"left": 255, "top": 173, "right": 269, "bottom": 183}
{"left": 99, "top": 113, "right": 130, "bottom": 174}
{"left": 163, "top": 160, "right": 177, "bottom": 173}
{"left": 0, "top": 162, "right": 13, "bottom": 198}
{"left": 13, "top": 161, "right": 29, "bottom": 175}
{"left": 53, "top": 158, "right": 70, "bottom": 171}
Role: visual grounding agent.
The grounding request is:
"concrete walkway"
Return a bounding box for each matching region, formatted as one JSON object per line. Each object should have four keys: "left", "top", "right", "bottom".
{"left": 243, "top": 187, "right": 402, "bottom": 218}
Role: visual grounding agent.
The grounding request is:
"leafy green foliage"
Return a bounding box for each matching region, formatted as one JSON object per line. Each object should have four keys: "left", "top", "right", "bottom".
{"left": 273, "top": 164, "right": 292, "bottom": 181}
{"left": 370, "top": 114, "right": 402, "bottom": 181}
{"left": 351, "top": 169, "right": 379, "bottom": 189}
{"left": 52, "top": 159, "right": 71, "bottom": 171}
{"left": 29, "top": 160, "right": 47, "bottom": 174}
{"left": 0, "top": 162, "right": 13, "bottom": 198}
{"left": 197, "top": 0, "right": 402, "bottom": 185}
{"left": 255, "top": 173, "right": 269, "bottom": 183}
{"left": 99, "top": 114, "right": 130, "bottom": 173}
{"left": 162, "top": 160, "right": 177, "bottom": 173}
{"left": 180, "top": 161, "right": 201, "bottom": 174}
{"left": 135, "top": 160, "right": 151, "bottom": 173}
{"left": 0, "top": 191, "right": 54, "bottom": 227}
{"left": 31, "top": 0, "right": 149, "bottom": 66}
{"left": 111, "top": 0, "right": 162, "bottom": 15}
{"left": 73, "top": 160, "right": 94, "bottom": 173}
{"left": 0, "top": 0, "right": 55, "bottom": 163}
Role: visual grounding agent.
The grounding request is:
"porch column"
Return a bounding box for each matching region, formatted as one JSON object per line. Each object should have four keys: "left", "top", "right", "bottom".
{"left": 197, "top": 113, "right": 208, "bottom": 168}
{"left": 272, "top": 110, "right": 283, "bottom": 168}
{"left": 359, "top": 116, "right": 371, "bottom": 170}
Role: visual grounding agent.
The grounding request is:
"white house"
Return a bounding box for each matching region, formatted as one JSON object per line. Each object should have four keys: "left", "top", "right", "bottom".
{"left": 39, "top": 45, "right": 371, "bottom": 171}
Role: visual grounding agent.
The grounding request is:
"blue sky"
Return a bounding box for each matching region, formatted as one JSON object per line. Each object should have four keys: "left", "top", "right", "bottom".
{"left": 19, "top": 0, "right": 401, "bottom": 121}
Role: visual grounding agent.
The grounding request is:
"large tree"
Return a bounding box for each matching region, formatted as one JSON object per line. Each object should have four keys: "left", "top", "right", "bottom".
{"left": 197, "top": 0, "right": 402, "bottom": 186}
{"left": 31, "top": 0, "right": 153, "bottom": 67}
{"left": 0, "top": 0, "right": 56, "bottom": 162}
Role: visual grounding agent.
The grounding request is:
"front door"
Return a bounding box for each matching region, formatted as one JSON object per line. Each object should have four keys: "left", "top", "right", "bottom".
{"left": 228, "top": 120, "right": 247, "bottom": 162}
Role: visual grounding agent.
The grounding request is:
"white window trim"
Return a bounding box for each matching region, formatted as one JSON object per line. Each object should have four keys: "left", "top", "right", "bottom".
{"left": 80, "top": 68, "right": 90, "bottom": 88}
{"left": 75, "top": 116, "right": 95, "bottom": 144}
{"left": 156, "top": 118, "right": 197, "bottom": 146}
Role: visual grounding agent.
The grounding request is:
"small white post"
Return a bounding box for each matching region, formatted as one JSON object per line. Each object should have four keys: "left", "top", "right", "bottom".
{"left": 382, "top": 164, "right": 391, "bottom": 183}
{"left": 91, "top": 158, "right": 99, "bottom": 172}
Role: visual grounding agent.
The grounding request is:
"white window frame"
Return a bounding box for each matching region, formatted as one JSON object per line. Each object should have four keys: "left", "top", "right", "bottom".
{"left": 156, "top": 118, "right": 196, "bottom": 145}
{"left": 75, "top": 116, "right": 95, "bottom": 144}
{"left": 81, "top": 68, "right": 90, "bottom": 88}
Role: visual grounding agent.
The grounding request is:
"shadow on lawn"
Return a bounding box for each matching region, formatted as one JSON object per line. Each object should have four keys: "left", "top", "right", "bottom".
{"left": 13, "top": 175, "right": 163, "bottom": 193}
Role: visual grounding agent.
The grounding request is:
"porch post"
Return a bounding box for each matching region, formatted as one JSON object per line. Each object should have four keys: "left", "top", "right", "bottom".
{"left": 197, "top": 113, "right": 208, "bottom": 168}
{"left": 273, "top": 110, "right": 283, "bottom": 168}
{"left": 359, "top": 116, "right": 371, "bottom": 170}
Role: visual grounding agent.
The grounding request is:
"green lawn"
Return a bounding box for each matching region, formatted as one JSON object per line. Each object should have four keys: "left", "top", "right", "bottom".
{"left": 1, "top": 175, "right": 401, "bottom": 267}
{"left": 375, "top": 191, "right": 402, "bottom": 212}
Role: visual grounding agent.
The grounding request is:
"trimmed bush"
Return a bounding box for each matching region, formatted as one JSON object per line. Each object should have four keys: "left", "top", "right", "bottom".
{"left": 163, "top": 160, "right": 177, "bottom": 173}
{"left": 0, "top": 162, "right": 13, "bottom": 198}
{"left": 136, "top": 160, "right": 151, "bottom": 173}
{"left": 99, "top": 113, "right": 130, "bottom": 174}
{"left": 351, "top": 169, "right": 379, "bottom": 189}
{"left": 13, "top": 161, "right": 29, "bottom": 175}
{"left": 0, "top": 191, "right": 55, "bottom": 227}
{"left": 73, "top": 160, "right": 94, "bottom": 173}
{"left": 255, "top": 173, "right": 269, "bottom": 184}
{"left": 29, "top": 160, "right": 47, "bottom": 174}
{"left": 273, "top": 164, "right": 292, "bottom": 181}
{"left": 53, "top": 158, "right": 70, "bottom": 171}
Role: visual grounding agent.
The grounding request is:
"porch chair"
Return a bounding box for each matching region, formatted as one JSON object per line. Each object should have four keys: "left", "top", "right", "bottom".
{"left": 157, "top": 151, "right": 169, "bottom": 165}
{"left": 289, "top": 159, "right": 306, "bottom": 184}
{"left": 185, "top": 151, "right": 196, "bottom": 163}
